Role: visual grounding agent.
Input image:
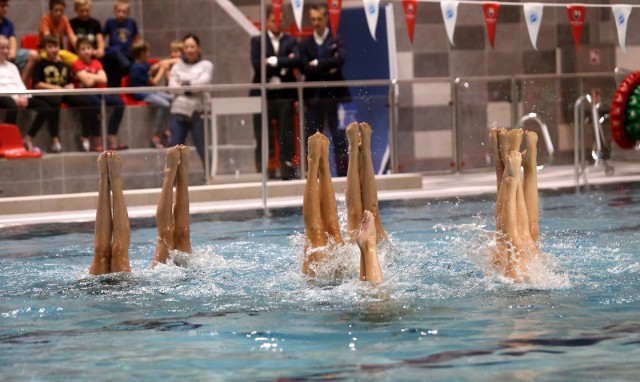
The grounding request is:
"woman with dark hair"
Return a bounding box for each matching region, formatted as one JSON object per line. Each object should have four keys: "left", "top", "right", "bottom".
{"left": 168, "top": 33, "right": 214, "bottom": 170}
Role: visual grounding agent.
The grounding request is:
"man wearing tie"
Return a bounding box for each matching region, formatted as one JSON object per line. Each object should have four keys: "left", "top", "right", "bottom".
{"left": 299, "top": 3, "right": 351, "bottom": 177}
{"left": 250, "top": 9, "right": 300, "bottom": 180}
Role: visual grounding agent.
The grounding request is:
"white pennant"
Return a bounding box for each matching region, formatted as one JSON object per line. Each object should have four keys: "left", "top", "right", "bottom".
{"left": 363, "top": 0, "right": 380, "bottom": 40}
{"left": 612, "top": 5, "right": 632, "bottom": 52}
{"left": 291, "top": 0, "right": 304, "bottom": 31}
{"left": 523, "top": 3, "right": 544, "bottom": 50}
{"left": 440, "top": 1, "right": 459, "bottom": 46}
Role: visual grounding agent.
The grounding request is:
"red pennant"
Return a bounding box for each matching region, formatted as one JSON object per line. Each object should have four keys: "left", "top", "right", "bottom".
{"left": 272, "top": 0, "right": 283, "bottom": 28}
{"left": 566, "top": 4, "right": 586, "bottom": 50}
{"left": 482, "top": 2, "right": 500, "bottom": 49}
{"left": 402, "top": 0, "right": 418, "bottom": 43}
{"left": 327, "top": 0, "right": 342, "bottom": 39}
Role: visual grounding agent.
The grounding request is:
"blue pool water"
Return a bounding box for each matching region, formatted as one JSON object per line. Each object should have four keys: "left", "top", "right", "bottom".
{"left": 1, "top": 183, "right": 639, "bottom": 381}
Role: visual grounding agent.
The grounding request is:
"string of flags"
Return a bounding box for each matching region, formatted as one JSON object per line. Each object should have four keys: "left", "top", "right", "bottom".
{"left": 278, "top": 1, "right": 635, "bottom": 52}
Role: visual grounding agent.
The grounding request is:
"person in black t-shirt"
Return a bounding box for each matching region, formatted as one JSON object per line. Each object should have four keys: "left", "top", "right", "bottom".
{"left": 32, "top": 35, "right": 97, "bottom": 152}
{"left": 69, "top": 0, "right": 104, "bottom": 58}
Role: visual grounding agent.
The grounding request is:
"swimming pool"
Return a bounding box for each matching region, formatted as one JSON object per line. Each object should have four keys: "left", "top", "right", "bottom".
{"left": 1, "top": 183, "right": 639, "bottom": 381}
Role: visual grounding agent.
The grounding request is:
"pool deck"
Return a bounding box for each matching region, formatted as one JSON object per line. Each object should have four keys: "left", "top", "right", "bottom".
{"left": 1, "top": 161, "right": 639, "bottom": 228}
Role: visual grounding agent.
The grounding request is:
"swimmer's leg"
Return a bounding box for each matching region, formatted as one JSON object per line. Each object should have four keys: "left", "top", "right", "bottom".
{"left": 152, "top": 146, "right": 179, "bottom": 268}
{"left": 319, "top": 133, "right": 343, "bottom": 244}
{"left": 345, "top": 122, "right": 362, "bottom": 238}
{"left": 302, "top": 133, "right": 328, "bottom": 275}
{"left": 107, "top": 151, "right": 131, "bottom": 273}
{"left": 90, "top": 152, "right": 112, "bottom": 275}
{"left": 173, "top": 145, "right": 192, "bottom": 254}
{"left": 497, "top": 151, "right": 522, "bottom": 280}
{"left": 359, "top": 123, "right": 387, "bottom": 243}
{"left": 522, "top": 131, "right": 539, "bottom": 242}
{"left": 357, "top": 210, "right": 383, "bottom": 283}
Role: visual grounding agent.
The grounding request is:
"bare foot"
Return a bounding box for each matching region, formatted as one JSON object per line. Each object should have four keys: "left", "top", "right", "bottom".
{"left": 506, "top": 128, "right": 524, "bottom": 155}
{"left": 307, "top": 132, "right": 323, "bottom": 162}
{"left": 506, "top": 151, "right": 522, "bottom": 179}
{"left": 177, "top": 144, "right": 190, "bottom": 178}
{"left": 166, "top": 145, "right": 181, "bottom": 172}
{"left": 106, "top": 151, "right": 122, "bottom": 187}
{"left": 318, "top": 132, "right": 330, "bottom": 162}
{"left": 346, "top": 122, "right": 360, "bottom": 150}
{"left": 359, "top": 122, "right": 372, "bottom": 149}
{"left": 97, "top": 151, "right": 108, "bottom": 183}
{"left": 522, "top": 131, "right": 538, "bottom": 168}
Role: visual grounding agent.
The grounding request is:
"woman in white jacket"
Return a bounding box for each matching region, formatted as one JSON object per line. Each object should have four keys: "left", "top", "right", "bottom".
{"left": 168, "top": 33, "right": 213, "bottom": 170}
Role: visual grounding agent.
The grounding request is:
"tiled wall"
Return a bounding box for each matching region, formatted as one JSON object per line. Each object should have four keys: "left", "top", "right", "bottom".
{"left": 7, "top": 0, "right": 640, "bottom": 174}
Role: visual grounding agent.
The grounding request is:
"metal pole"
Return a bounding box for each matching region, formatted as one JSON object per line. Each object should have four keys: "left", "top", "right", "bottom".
{"left": 297, "top": 85, "right": 306, "bottom": 179}
{"left": 388, "top": 81, "right": 398, "bottom": 173}
{"left": 100, "top": 96, "right": 107, "bottom": 150}
{"left": 203, "top": 92, "right": 211, "bottom": 183}
{"left": 259, "top": 0, "right": 269, "bottom": 212}
{"left": 510, "top": 76, "right": 518, "bottom": 127}
{"left": 451, "top": 78, "right": 460, "bottom": 173}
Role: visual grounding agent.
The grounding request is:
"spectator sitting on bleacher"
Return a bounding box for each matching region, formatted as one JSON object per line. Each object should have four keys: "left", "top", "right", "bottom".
{"left": 129, "top": 40, "right": 173, "bottom": 148}
{"left": 0, "top": 0, "right": 40, "bottom": 84}
{"left": 0, "top": 35, "right": 56, "bottom": 153}
{"left": 31, "top": 35, "right": 97, "bottom": 153}
{"left": 39, "top": 0, "right": 78, "bottom": 67}
{"left": 72, "top": 37, "right": 126, "bottom": 151}
{"left": 69, "top": 0, "right": 104, "bottom": 59}
{"left": 102, "top": 0, "right": 139, "bottom": 88}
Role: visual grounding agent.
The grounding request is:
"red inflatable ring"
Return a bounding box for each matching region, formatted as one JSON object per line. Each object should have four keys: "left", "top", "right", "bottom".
{"left": 610, "top": 71, "right": 640, "bottom": 149}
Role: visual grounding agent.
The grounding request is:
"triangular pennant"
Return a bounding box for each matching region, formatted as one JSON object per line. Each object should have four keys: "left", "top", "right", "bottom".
{"left": 566, "top": 4, "right": 586, "bottom": 50}
{"left": 327, "top": 0, "right": 342, "bottom": 39}
{"left": 440, "top": 1, "right": 459, "bottom": 46}
{"left": 291, "top": 0, "right": 304, "bottom": 31}
{"left": 363, "top": 0, "right": 380, "bottom": 41}
{"left": 272, "top": 0, "right": 283, "bottom": 28}
{"left": 612, "top": 5, "right": 632, "bottom": 52}
{"left": 402, "top": 0, "right": 418, "bottom": 43}
{"left": 523, "top": 3, "right": 544, "bottom": 50}
{"left": 482, "top": 2, "right": 500, "bottom": 49}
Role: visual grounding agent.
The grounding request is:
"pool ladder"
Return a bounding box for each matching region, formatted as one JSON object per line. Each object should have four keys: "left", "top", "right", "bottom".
{"left": 506, "top": 113, "right": 555, "bottom": 172}
{"left": 574, "top": 95, "right": 614, "bottom": 190}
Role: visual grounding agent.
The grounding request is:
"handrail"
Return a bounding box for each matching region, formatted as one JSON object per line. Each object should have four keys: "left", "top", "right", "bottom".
{"left": 514, "top": 113, "right": 554, "bottom": 172}
{"left": 574, "top": 94, "right": 593, "bottom": 191}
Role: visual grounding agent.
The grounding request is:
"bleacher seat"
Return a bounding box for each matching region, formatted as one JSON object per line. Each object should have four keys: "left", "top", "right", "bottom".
{"left": 20, "top": 34, "right": 40, "bottom": 50}
{"left": 120, "top": 75, "right": 147, "bottom": 106}
{"left": 0, "top": 124, "right": 42, "bottom": 159}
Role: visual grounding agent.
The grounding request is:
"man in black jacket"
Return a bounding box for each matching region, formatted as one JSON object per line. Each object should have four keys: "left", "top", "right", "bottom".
{"left": 250, "top": 9, "right": 300, "bottom": 180}
{"left": 298, "top": 4, "right": 351, "bottom": 177}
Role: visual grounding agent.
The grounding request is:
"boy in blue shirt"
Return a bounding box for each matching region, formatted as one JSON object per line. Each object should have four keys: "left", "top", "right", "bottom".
{"left": 0, "top": 0, "right": 40, "bottom": 83}
{"left": 102, "top": 0, "right": 138, "bottom": 87}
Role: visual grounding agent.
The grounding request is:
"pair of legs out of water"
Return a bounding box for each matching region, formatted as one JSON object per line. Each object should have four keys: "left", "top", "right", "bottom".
{"left": 302, "top": 122, "right": 386, "bottom": 283}
{"left": 89, "top": 145, "right": 192, "bottom": 276}
{"left": 489, "top": 127, "right": 541, "bottom": 282}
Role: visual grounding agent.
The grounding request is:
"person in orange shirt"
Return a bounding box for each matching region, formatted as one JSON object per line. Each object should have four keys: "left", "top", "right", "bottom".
{"left": 39, "top": 0, "right": 78, "bottom": 67}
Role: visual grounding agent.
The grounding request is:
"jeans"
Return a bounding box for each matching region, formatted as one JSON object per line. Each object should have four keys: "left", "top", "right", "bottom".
{"left": 143, "top": 92, "right": 173, "bottom": 136}
{"left": 86, "top": 95, "right": 124, "bottom": 136}
{"left": 170, "top": 112, "right": 205, "bottom": 167}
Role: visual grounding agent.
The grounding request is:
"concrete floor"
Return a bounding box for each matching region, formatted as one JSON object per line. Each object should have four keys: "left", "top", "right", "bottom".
{"left": 1, "top": 161, "right": 639, "bottom": 228}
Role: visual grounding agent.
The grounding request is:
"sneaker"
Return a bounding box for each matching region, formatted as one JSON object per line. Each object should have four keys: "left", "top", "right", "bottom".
{"left": 51, "top": 142, "right": 62, "bottom": 153}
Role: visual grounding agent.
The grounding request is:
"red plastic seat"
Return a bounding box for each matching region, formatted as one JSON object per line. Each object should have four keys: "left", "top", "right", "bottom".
{"left": 0, "top": 124, "right": 42, "bottom": 159}
{"left": 21, "top": 34, "right": 40, "bottom": 50}
{"left": 120, "top": 75, "right": 147, "bottom": 106}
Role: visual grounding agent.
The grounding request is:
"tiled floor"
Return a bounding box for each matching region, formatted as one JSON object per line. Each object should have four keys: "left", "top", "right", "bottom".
{"left": 1, "top": 161, "right": 639, "bottom": 228}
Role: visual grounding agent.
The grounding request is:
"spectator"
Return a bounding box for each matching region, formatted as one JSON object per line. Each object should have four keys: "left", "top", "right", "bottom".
{"left": 299, "top": 4, "right": 351, "bottom": 177}
{"left": 102, "top": 0, "right": 139, "bottom": 88}
{"left": 0, "top": 0, "right": 39, "bottom": 84}
{"left": 0, "top": 35, "right": 55, "bottom": 152}
{"left": 72, "top": 37, "right": 126, "bottom": 151}
{"left": 163, "top": 39, "right": 183, "bottom": 82}
{"left": 39, "top": 0, "right": 78, "bottom": 67}
{"left": 30, "top": 35, "right": 96, "bottom": 153}
{"left": 168, "top": 33, "right": 213, "bottom": 170}
{"left": 129, "top": 39, "right": 173, "bottom": 148}
{"left": 250, "top": 8, "right": 299, "bottom": 180}
{"left": 69, "top": 0, "right": 104, "bottom": 59}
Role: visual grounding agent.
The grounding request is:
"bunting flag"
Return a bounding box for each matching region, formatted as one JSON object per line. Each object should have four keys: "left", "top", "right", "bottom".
{"left": 523, "top": 3, "right": 544, "bottom": 50}
{"left": 291, "top": 0, "right": 304, "bottom": 31}
{"left": 612, "top": 5, "right": 632, "bottom": 52}
{"left": 566, "top": 4, "right": 586, "bottom": 50}
{"left": 402, "top": 0, "right": 418, "bottom": 43}
{"left": 272, "top": 0, "right": 283, "bottom": 27}
{"left": 482, "top": 2, "right": 500, "bottom": 49}
{"left": 327, "top": 0, "right": 342, "bottom": 38}
{"left": 363, "top": 0, "right": 381, "bottom": 41}
{"left": 440, "top": 1, "right": 459, "bottom": 46}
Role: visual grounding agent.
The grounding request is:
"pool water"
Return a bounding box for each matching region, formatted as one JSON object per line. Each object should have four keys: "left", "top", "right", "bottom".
{"left": 1, "top": 183, "right": 639, "bottom": 381}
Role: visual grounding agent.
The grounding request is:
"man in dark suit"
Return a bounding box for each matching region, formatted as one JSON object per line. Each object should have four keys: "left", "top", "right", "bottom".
{"left": 299, "top": 4, "right": 351, "bottom": 177}
{"left": 250, "top": 9, "right": 300, "bottom": 180}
